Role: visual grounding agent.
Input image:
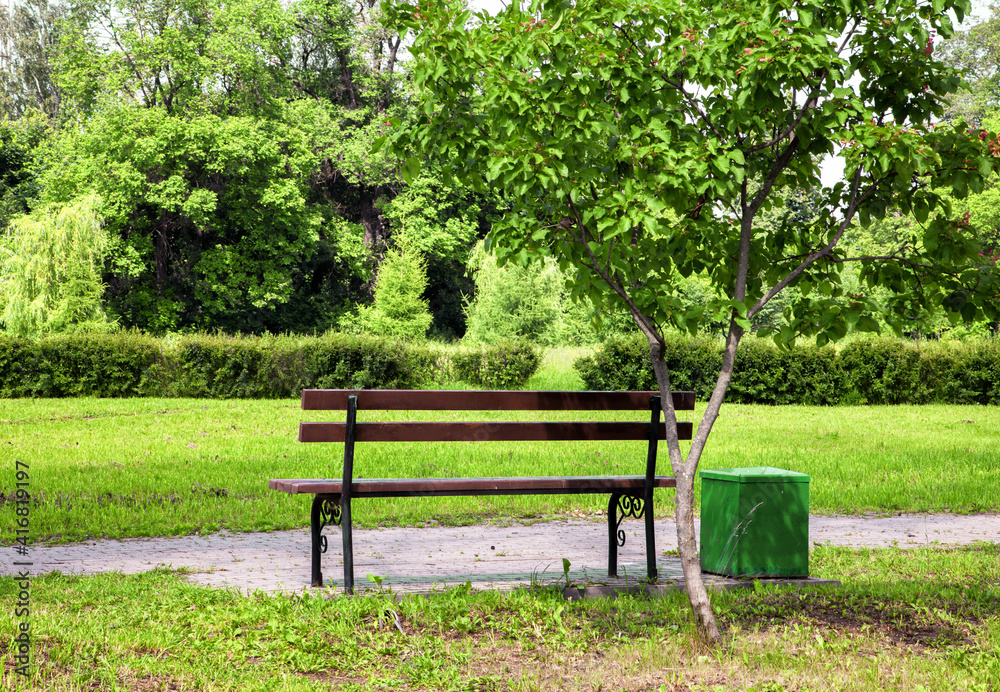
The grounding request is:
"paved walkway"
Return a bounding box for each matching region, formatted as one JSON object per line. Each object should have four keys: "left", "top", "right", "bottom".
{"left": 4, "top": 514, "right": 998, "bottom": 596}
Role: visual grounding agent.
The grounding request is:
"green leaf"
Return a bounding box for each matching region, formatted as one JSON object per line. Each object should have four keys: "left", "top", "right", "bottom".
{"left": 402, "top": 156, "right": 421, "bottom": 184}
{"left": 856, "top": 315, "right": 879, "bottom": 333}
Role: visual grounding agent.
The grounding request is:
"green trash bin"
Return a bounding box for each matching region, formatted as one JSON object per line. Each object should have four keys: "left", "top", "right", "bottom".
{"left": 699, "top": 466, "right": 810, "bottom": 578}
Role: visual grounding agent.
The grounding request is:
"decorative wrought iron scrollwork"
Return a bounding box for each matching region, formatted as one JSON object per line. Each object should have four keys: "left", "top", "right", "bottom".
{"left": 614, "top": 493, "right": 645, "bottom": 547}
{"left": 317, "top": 496, "right": 342, "bottom": 554}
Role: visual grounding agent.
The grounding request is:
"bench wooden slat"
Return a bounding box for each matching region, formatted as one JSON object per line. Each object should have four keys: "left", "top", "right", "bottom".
{"left": 269, "top": 475, "right": 677, "bottom": 496}
{"left": 299, "top": 420, "right": 693, "bottom": 443}
{"left": 301, "top": 389, "right": 696, "bottom": 411}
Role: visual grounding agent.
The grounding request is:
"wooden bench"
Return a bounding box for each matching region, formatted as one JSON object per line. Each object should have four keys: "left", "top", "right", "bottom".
{"left": 270, "top": 389, "right": 695, "bottom": 592}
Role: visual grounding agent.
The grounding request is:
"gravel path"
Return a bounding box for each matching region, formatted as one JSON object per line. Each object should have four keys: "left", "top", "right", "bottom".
{"left": 4, "top": 514, "right": 996, "bottom": 596}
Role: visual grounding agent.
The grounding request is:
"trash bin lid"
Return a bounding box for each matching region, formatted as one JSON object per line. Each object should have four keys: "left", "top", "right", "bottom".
{"left": 699, "top": 466, "right": 810, "bottom": 483}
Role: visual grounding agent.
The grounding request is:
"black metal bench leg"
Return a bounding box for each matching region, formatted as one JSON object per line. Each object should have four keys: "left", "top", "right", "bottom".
{"left": 310, "top": 496, "right": 324, "bottom": 587}
{"left": 310, "top": 495, "right": 343, "bottom": 588}
{"left": 644, "top": 491, "right": 657, "bottom": 581}
{"left": 609, "top": 492, "right": 649, "bottom": 580}
{"left": 608, "top": 492, "right": 621, "bottom": 578}
{"left": 342, "top": 495, "right": 354, "bottom": 595}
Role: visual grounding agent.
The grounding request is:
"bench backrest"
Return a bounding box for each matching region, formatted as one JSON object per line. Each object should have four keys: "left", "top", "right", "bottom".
{"left": 299, "top": 390, "right": 695, "bottom": 499}
{"left": 300, "top": 389, "right": 694, "bottom": 442}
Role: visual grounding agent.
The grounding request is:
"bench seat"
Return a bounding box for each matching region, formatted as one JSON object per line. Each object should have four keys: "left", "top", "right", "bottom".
{"left": 269, "top": 475, "right": 678, "bottom": 497}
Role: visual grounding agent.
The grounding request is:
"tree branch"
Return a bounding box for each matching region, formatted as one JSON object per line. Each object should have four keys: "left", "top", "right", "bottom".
{"left": 746, "top": 167, "right": 883, "bottom": 318}
{"left": 661, "top": 78, "right": 722, "bottom": 140}
{"left": 564, "top": 196, "right": 661, "bottom": 342}
{"left": 746, "top": 72, "right": 827, "bottom": 154}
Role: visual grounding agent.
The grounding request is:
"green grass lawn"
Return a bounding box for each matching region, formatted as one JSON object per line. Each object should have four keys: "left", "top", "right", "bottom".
{"left": 2, "top": 351, "right": 999, "bottom": 690}
{"left": 2, "top": 544, "right": 998, "bottom": 691}
{"left": 1, "top": 395, "right": 998, "bottom": 543}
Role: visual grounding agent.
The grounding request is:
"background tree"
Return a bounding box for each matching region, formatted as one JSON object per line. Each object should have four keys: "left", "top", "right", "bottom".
{"left": 340, "top": 243, "right": 433, "bottom": 340}
{"left": 0, "top": 0, "right": 65, "bottom": 119}
{"left": 40, "top": 0, "right": 340, "bottom": 333}
{"left": 0, "top": 112, "right": 47, "bottom": 229}
{"left": 462, "top": 241, "right": 600, "bottom": 345}
{"left": 387, "top": 0, "right": 1000, "bottom": 641}
{"left": 379, "top": 171, "right": 499, "bottom": 337}
{"left": 937, "top": 3, "right": 1000, "bottom": 126}
{"left": 0, "top": 194, "right": 113, "bottom": 335}
{"left": 42, "top": 107, "right": 325, "bottom": 333}
{"left": 289, "top": 0, "right": 408, "bottom": 261}
{"left": 7, "top": 0, "right": 492, "bottom": 335}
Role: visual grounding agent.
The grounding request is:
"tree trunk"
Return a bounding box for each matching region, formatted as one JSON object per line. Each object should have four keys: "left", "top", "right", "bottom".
{"left": 647, "top": 322, "right": 744, "bottom": 644}
{"left": 359, "top": 184, "right": 388, "bottom": 256}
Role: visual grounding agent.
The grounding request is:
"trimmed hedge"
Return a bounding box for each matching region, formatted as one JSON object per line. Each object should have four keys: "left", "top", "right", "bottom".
{"left": 452, "top": 339, "right": 542, "bottom": 389}
{"left": 0, "top": 332, "right": 439, "bottom": 398}
{"left": 575, "top": 335, "right": 1000, "bottom": 405}
{"left": 4, "top": 331, "right": 997, "bottom": 403}
{"left": 0, "top": 332, "right": 163, "bottom": 398}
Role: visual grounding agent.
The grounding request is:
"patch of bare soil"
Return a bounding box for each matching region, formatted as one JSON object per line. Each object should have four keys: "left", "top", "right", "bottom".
{"left": 722, "top": 591, "right": 984, "bottom": 647}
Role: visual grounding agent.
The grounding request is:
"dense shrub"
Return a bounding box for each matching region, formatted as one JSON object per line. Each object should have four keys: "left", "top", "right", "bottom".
{"left": 575, "top": 334, "right": 1000, "bottom": 405}
{"left": 303, "top": 334, "right": 439, "bottom": 392}
{"left": 0, "top": 332, "right": 162, "bottom": 397}
{"left": 839, "top": 338, "right": 924, "bottom": 404}
{"left": 841, "top": 338, "right": 1000, "bottom": 405}
{"left": 0, "top": 332, "right": 439, "bottom": 398}
{"left": 728, "top": 339, "right": 845, "bottom": 405}
{"left": 452, "top": 339, "right": 541, "bottom": 389}
{"left": 574, "top": 334, "right": 721, "bottom": 398}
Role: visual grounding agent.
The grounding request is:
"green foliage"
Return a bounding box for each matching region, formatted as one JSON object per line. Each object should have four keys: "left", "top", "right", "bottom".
{"left": 464, "top": 243, "right": 560, "bottom": 345}
{"left": 576, "top": 334, "right": 1000, "bottom": 405}
{"left": 379, "top": 172, "right": 497, "bottom": 338}
{"left": 342, "top": 247, "right": 434, "bottom": 341}
{"left": 0, "top": 194, "right": 115, "bottom": 336}
{"left": 0, "top": 331, "right": 439, "bottom": 398}
{"left": 463, "top": 242, "right": 599, "bottom": 346}
{"left": 575, "top": 334, "right": 724, "bottom": 398}
{"left": 57, "top": 0, "right": 293, "bottom": 116}
{"left": 37, "top": 0, "right": 420, "bottom": 335}
{"left": 0, "top": 0, "right": 495, "bottom": 339}
{"left": 0, "top": 331, "right": 161, "bottom": 397}
{"left": 0, "top": 114, "right": 48, "bottom": 229}
{"left": 938, "top": 6, "right": 1000, "bottom": 127}
{"left": 379, "top": 172, "right": 488, "bottom": 265}
{"left": 0, "top": 0, "right": 64, "bottom": 119}
{"left": 165, "top": 332, "right": 438, "bottom": 397}
{"left": 839, "top": 338, "right": 925, "bottom": 405}
{"left": 42, "top": 106, "right": 324, "bottom": 334}
{"left": 729, "top": 338, "right": 845, "bottom": 406}
{"left": 841, "top": 337, "right": 1000, "bottom": 405}
{"left": 452, "top": 339, "right": 542, "bottom": 389}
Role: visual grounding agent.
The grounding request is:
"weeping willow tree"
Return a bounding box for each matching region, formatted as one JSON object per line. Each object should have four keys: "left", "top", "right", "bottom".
{"left": 0, "top": 194, "right": 114, "bottom": 336}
